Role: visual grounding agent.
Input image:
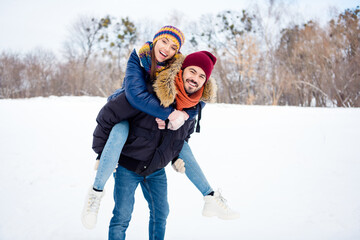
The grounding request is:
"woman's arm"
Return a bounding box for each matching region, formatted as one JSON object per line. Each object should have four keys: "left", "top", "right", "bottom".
{"left": 124, "top": 50, "right": 174, "bottom": 121}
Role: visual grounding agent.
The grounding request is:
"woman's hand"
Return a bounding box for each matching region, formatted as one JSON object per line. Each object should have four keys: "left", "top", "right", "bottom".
{"left": 168, "top": 110, "right": 189, "bottom": 130}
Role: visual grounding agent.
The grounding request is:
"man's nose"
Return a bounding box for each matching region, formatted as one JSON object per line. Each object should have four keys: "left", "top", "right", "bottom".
{"left": 194, "top": 75, "right": 202, "bottom": 82}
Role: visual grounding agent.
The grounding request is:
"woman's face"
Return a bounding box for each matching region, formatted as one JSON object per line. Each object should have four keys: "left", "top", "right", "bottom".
{"left": 154, "top": 37, "right": 178, "bottom": 63}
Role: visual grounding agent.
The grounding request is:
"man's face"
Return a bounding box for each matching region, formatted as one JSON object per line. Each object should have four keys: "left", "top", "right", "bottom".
{"left": 154, "top": 37, "right": 178, "bottom": 63}
{"left": 182, "top": 66, "right": 206, "bottom": 95}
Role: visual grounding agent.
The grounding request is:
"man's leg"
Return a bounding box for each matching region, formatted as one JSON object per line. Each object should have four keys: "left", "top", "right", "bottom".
{"left": 109, "top": 165, "right": 141, "bottom": 240}
{"left": 140, "top": 169, "right": 169, "bottom": 240}
{"left": 179, "top": 141, "right": 213, "bottom": 196}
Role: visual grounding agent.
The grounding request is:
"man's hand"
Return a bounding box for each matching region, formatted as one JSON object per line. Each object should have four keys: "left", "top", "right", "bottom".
{"left": 172, "top": 158, "right": 185, "bottom": 173}
{"left": 155, "top": 118, "right": 167, "bottom": 129}
{"left": 168, "top": 110, "right": 189, "bottom": 130}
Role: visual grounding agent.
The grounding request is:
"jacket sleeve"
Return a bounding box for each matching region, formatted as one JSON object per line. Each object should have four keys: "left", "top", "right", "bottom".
{"left": 92, "top": 93, "right": 139, "bottom": 156}
{"left": 184, "top": 101, "right": 206, "bottom": 119}
{"left": 124, "top": 49, "right": 174, "bottom": 121}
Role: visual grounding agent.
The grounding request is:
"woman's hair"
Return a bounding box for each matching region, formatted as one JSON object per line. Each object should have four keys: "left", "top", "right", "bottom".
{"left": 150, "top": 48, "right": 157, "bottom": 82}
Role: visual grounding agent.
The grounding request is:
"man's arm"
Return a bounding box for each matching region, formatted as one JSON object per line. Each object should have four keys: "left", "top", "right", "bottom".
{"left": 92, "top": 93, "right": 138, "bottom": 156}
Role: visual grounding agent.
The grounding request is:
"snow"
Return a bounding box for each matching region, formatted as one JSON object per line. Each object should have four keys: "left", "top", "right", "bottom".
{"left": 1, "top": 96, "right": 360, "bottom": 240}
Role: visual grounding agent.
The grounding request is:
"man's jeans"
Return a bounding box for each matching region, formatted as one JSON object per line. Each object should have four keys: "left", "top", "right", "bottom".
{"left": 94, "top": 121, "right": 213, "bottom": 196}
{"left": 109, "top": 165, "right": 169, "bottom": 240}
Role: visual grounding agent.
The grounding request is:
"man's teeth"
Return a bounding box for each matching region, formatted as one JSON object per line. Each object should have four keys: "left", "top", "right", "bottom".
{"left": 187, "top": 80, "right": 197, "bottom": 87}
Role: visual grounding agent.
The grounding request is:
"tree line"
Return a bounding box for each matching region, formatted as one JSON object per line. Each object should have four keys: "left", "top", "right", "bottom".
{"left": 0, "top": 2, "right": 359, "bottom": 107}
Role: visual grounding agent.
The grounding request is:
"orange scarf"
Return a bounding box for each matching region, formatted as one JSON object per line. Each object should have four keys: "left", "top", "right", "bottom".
{"left": 175, "top": 70, "right": 204, "bottom": 110}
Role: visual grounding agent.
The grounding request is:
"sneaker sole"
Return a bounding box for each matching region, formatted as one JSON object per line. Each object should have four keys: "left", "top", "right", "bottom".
{"left": 81, "top": 214, "right": 96, "bottom": 229}
{"left": 202, "top": 211, "right": 240, "bottom": 220}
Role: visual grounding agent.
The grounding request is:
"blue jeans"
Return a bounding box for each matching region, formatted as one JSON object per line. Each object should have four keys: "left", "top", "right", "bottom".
{"left": 94, "top": 121, "right": 213, "bottom": 196}
{"left": 179, "top": 141, "right": 213, "bottom": 196}
{"left": 93, "top": 121, "right": 129, "bottom": 191}
{"left": 109, "top": 165, "right": 169, "bottom": 240}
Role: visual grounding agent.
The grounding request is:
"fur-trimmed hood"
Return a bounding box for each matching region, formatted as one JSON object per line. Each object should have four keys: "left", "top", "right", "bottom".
{"left": 153, "top": 54, "right": 218, "bottom": 108}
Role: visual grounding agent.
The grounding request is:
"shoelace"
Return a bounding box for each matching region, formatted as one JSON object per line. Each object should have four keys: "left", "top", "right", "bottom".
{"left": 87, "top": 193, "right": 101, "bottom": 213}
{"left": 215, "top": 192, "right": 229, "bottom": 210}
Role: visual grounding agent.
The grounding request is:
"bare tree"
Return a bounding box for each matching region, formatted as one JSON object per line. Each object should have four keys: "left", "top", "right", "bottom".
{"left": 0, "top": 51, "right": 25, "bottom": 98}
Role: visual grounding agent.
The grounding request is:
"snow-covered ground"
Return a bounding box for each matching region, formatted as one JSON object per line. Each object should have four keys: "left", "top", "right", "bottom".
{"left": 1, "top": 96, "right": 359, "bottom": 240}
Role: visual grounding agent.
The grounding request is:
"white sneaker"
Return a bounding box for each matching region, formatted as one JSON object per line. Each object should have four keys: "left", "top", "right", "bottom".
{"left": 81, "top": 187, "right": 105, "bottom": 229}
{"left": 202, "top": 190, "right": 240, "bottom": 220}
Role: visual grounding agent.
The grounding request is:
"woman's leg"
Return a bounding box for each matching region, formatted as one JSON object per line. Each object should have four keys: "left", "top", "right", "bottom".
{"left": 93, "top": 121, "right": 129, "bottom": 191}
{"left": 140, "top": 169, "right": 169, "bottom": 240}
{"left": 179, "top": 142, "right": 240, "bottom": 220}
{"left": 82, "top": 121, "right": 129, "bottom": 230}
{"left": 179, "top": 141, "right": 213, "bottom": 196}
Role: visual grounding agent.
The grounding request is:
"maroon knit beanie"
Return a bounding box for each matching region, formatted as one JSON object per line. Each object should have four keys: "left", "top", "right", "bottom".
{"left": 181, "top": 51, "right": 217, "bottom": 81}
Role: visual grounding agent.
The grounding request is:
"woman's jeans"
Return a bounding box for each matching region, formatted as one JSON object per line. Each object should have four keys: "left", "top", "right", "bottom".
{"left": 179, "top": 141, "right": 213, "bottom": 196}
{"left": 109, "top": 165, "right": 169, "bottom": 240}
{"left": 93, "top": 121, "right": 129, "bottom": 191}
{"left": 93, "top": 121, "right": 213, "bottom": 196}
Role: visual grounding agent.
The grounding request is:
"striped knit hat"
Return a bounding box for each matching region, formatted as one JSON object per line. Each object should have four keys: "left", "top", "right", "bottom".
{"left": 153, "top": 26, "right": 185, "bottom": 52}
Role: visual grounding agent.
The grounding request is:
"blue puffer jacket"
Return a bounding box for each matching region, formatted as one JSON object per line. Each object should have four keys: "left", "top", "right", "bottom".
{"left": 108, "top": 49, "right": 203, "bottom": 120}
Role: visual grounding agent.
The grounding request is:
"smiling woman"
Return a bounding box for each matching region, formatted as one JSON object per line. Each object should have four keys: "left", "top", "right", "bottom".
{"left": 82, "top": 25, "right": 188, "bottom": 232}
{"left": 154, "top": 38, "right": 178, "bottom": 62}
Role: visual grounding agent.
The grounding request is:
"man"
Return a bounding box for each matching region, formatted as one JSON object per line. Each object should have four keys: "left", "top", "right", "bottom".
{"left": 92, "top": 51, "right": 218, "bottom": 240}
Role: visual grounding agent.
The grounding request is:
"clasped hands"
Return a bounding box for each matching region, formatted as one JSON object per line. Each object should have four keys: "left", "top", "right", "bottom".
{"left": 155, "top": 110, "right": 189, "bottom": 131}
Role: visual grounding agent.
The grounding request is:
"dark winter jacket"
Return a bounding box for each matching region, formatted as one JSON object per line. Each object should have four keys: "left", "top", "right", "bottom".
{"left": 93, "top": 91, "right": 196, "bottom": 176}
{"left": 92, "top": 50, "right": 217, "bottom": 176}
{"left": 108, "top": 49, "right": 207, "bottom": 120}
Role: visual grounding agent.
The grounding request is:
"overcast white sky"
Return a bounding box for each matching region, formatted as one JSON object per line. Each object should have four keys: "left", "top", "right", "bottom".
{"left": 0, "top": 0, "right": 357, "bottom": 55}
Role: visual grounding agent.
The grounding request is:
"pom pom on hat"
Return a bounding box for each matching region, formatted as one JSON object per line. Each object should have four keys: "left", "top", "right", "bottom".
{"left": 181, "top": 51, "right": 217, "bottom": 81}
{"left": 153, "top": 26, "right": 185, "bottom": 52}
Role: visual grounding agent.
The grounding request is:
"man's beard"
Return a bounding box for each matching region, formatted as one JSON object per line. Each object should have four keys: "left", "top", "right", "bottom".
{"left": 185, "top": 79, "right": 198, "bottom": 95}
